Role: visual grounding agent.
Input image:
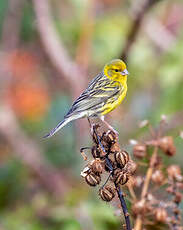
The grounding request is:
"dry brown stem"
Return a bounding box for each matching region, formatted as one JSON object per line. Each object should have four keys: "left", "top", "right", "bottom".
{"left": 32, "top": 0, "right": 87, "bottom": 98}
{"left": 1, "top": 0, "right": 23, "bottom": 49}
{"left": 120, "top": 0, "right": 158, "bottom": 61}
{"left": 134, "top": 145, "right": 159, "bottom": 230}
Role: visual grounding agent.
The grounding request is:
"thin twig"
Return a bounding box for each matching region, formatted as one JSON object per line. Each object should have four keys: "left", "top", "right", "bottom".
{"left": 116, "top": 185, "right": 131, "bottom": 230}
{"left": 105, "top": 155, "right": 131, "bottom": 230}
{"left": 134, "top": 144, "right": 159, "bottom": 230}
{"left": 127, "top": 183, "right": 137, "bottom": 201}
{"left": 101, "top": 172, "right": 112, "bottom": 189}
{"left": 120, "top": 0, "right": 158, "bottom": 61}
{"left": 92, "top": 126, "right": 131, "bottom": 230}
{"left": 171, "top": 179, "right": 181, "bottom": 230}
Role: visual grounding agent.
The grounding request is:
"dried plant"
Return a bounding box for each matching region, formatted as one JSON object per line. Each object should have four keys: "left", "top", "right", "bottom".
{"left": 130, "top": 116, "right": 183, "bottom": 230}
{"left": 80, "top": 119, "right": 136, "bottom": 230}
{"left": 79, "top": 117, "right": 183, "bottom": 230}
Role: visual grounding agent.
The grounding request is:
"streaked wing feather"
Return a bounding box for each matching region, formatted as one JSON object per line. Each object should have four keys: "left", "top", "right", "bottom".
{"left": 65, "top": 72, "right": 121, "bottom": 118}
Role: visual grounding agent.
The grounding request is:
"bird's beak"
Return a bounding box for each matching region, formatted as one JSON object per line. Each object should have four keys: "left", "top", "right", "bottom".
{"left": 121, "top": 69, "right": 129, "bottom": 76}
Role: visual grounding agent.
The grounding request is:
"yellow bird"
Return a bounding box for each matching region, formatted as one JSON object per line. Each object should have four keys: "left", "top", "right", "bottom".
{"left": 44, "top": 59, "right": 129, "bottom": 138}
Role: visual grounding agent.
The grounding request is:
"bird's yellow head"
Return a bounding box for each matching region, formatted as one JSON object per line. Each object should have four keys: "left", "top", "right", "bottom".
{"left": 103, "top": 59, "right": 129, "bottom": 82}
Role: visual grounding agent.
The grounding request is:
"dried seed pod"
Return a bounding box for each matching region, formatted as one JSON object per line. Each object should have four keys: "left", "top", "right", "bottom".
{"left": 166, "top": 186, "right": 174, "bottom": 194}
{"left": 147, "top": 193, "right": 156, "bottom": 204}
{"left": 103, "top": 130, "right": 117, "bottom": 145}
{"left": 85, "top": 172, "right": 101, "bottom": 186}
{"left": 173, "top": 208, "right": 180, "bottom": 215}
{"left": 110, "top": 142, "right": 121, "bottom": 153}
{"left": 99, "top": 185, "right": 115, "bottom": 202}
{"left": 115, "top": 150, "right": 129, "bottom": 168}
{"left": 91, "top": 143, "right": 107, "bottom": 159}
{"left": 91, "top": 146, "right": 101, "bottom": 158}
{"left": 155, "top": 208, "right": 168, "bottom": 222}
{"left": 152, "top": 170, "right": 164, "bottom": 185}
{"left": 81, "top": 166, "right": 90, "bottom": 178}
{"left": 91, "top": 146, "right": 98, "bottom": 158}
{"left": 175, "top": 174, "right": 183, "bottom": 182}
{"left": 158, "top": 136, "right": 176, "bottom": 156}
{"left": 167, "top": 165, "right": 182, "bottom": 181}
{"left": 176, "top": 182, "right": 183, "bottom": 189}
{"left": 174, "top": 192, "right": 182, "bottom": 204}
{"left": 125, "top": 160, "right": 137, "bottom": 175}
{"left": 133, "top": 144, "right": 147, "bottom": 158}
{"left": 131, "top": 176, "right": 144, "bottom": 187}
{"left": 89, "top": 159, "right": 103, "bottom": 174}
{"left": 113, "top": 169, "right": 129, "bottom": 185}
{"left": 132, "top": 199, "right": 149, "bottom": 216}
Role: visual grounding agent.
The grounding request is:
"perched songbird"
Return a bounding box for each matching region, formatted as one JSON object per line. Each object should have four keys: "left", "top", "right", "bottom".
{"left": 44, "top": 59, "right": 129, "bottom": 138}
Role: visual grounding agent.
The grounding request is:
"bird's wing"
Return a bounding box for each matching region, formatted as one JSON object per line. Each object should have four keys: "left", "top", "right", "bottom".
{"left": 65, "top": 73, "right": 121, "bottom": 118}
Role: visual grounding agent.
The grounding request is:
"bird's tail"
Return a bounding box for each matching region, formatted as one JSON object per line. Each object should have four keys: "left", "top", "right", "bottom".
{"left": 43, "top": 116, "right": 75, "bottom": 138}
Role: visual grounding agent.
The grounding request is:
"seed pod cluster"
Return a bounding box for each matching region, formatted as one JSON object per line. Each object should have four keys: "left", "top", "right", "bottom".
{"left": 81, "top": 124, "right": 134, "bottom": 203}
{"left": 129, "top": 119, "right": 183, "bottom": 228}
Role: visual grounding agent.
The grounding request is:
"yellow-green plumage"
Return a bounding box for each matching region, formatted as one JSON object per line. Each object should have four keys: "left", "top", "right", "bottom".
{"left": 44, "top": 59, "right": 129, "bottom": 138}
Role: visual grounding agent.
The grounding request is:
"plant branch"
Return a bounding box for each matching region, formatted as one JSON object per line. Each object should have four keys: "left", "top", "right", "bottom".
{"left": 93, "top": 126, "right": 131, "bottom": 230}
{"left": 120, "top": 0, "right": 158, "bottom": 61}
{"left": 134, "top": 145, "right": 159, "bottom": 230}
{"left": 116, "top": 184, "right": 131, "bottom": 230}
{"left": 32, "top": 0, "right": 87, "bottom": 97}
{"left": 141, "top": 145, "right": 158, "bottom": 198}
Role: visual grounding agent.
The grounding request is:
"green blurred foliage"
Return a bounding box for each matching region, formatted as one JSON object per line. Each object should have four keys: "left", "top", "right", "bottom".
{"left": 20, "top": 2, "right": 36, "bottom": 42}
{"left": 0, "top": 159, "right": 26, "bottom": 208}
{"left": 0, "top": 0, "right": 8, "bottom": 38}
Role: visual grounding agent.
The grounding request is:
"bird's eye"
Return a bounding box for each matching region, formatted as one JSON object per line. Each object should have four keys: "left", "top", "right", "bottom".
{"left": 114, "top": 69, "right": 119, "bottom": 72}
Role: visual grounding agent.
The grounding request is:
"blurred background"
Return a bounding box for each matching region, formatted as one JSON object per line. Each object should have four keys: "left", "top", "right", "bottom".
{"left": 0, "top": 0, "right": 183, "bottom": 229}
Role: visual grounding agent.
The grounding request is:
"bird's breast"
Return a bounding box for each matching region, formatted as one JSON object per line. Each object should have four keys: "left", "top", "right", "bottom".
{"left": 101, "top": 83, "right": 127, "bottom": 115}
